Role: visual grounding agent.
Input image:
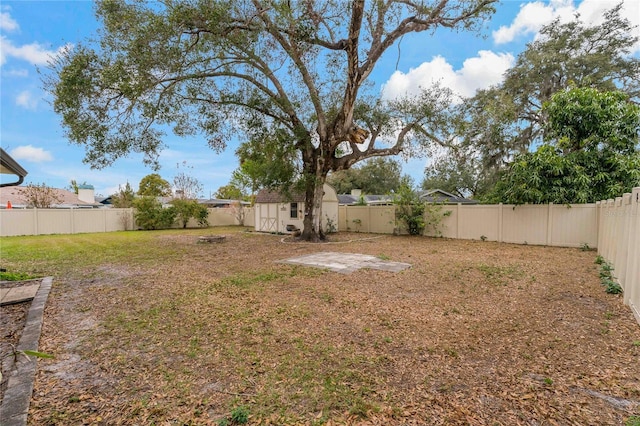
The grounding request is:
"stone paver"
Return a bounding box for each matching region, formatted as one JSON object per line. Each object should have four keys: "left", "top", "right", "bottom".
{"left": 0, "top": 284, "right": 40, "bottom": 306}
{"left": 0, "top": 277, "right": 52, "bottom": 426}
{"left": 278, "top": 252, "right": 411, "bottom": 274}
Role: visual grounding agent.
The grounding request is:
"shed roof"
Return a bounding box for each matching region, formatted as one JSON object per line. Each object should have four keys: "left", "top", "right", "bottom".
{"left": 255, "top": 188, "right": 305, "bottom": 204}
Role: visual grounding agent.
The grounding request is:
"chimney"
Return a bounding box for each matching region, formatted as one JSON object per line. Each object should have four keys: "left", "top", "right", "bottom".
{"left": 351, "top": 189, "right": 362, "bottom": 197}
{"left": 77, "top": 184, "right": 95, "bottom": 203}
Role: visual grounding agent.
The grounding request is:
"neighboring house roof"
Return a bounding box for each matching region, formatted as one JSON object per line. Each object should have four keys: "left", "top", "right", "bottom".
{"left": 338, "top": 194, "right": 359, "bottom": 205}
{"left": 0, "top": 148, "right": 28, "bottom": 187}
{"left": 338, "top": 189, "right": 477, "bottom": 205}
{"left": 198, "top": 198, "right": 251, "bottom": 208}
{"left": 338, "top": 194, "right": 393, "bottom": 205}
{"left": 0, "top": 186, "right": 99, "bottom": 208}
{"left": 420, "top": 189, "right": 478, "bottom": 204}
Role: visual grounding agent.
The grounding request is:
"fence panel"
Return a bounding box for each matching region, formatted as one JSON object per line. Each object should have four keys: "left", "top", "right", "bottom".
{"left": 598, "top": 188, "right": 640, "bottom": 325}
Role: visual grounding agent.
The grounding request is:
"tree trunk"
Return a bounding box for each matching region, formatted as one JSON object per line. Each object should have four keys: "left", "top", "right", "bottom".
{"left": 300, "top": 174, "right": 327, "bottom": 242}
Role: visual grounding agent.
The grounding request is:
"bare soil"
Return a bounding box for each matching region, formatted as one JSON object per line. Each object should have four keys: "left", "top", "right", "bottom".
{"left": 19, "top": 231, "right": 640, "bottom": 424}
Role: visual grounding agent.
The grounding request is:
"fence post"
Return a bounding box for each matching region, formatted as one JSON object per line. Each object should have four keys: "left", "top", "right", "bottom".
{"left": 33, "top": 208, "right": 38, "bottom": 236}
{"left": 456, "top": 203, "right": 461, "bottom": 239}
{"left": 498, "top": 203, "right": 503, "bottom": 243}
{"left": 546, "top": 203, "right": 553, "bottom": 246}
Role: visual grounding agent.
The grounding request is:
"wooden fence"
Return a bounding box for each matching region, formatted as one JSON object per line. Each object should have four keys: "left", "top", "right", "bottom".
{"left": 0, "top": 208, "right": 254, "bottom": 237}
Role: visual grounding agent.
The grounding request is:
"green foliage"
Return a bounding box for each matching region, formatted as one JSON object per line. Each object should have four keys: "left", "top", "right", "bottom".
{"left": 424, "top": 203, "right": 452, "bottom": 237}
{"left": 626, "top": 416, "right": 640, "bottom": 426}
{"left": 0, "top": 270, "right": 36, "bottom": 281}
{"left": 47, "top": 0, "right": 495, "bottom": 241}
{"left": 138, "top": 173, "right": 172, "bottom": 197}
{"left": 111, "top": 182, "right": 136, "bottom": 208}
{"left": 215, "top": 184, "right": 245, "bottom": 201}
{"left": 598, "top": 260, "right": 623, "bottom": 295}
{"left": 232, "top": 127, "right": 298, "bottom": 196}
{"left": 325, "top": 215, "right": 337, "bottom": 234}
{"left": 170, "top": 198, "right": 209, "bottom": 228}
{"left": 230, "top": 406, "right": 249, "bottom": 424}
{"left": 133, "top": 196, "right": 176, "bottom": 230}
{"left": 68, "top": 179, "right": 88, "bottom": 195}
{"left": 486, "top": 88, "right": 640, "bottom": 204}
{"left": 394, "top": 184, "right": 425, "bottom": 236}
{"left": 446, "top": 5, "right": 640, "bottom": 199}
{"left": 328, "top": 158, "right": 405, "bottom": 195}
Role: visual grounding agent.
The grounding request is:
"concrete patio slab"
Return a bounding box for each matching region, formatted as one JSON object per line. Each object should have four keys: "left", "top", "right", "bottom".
{"left": 278, "top": 252, "right": 411, "bottom": 274}
{"left": 0, "top": 284, "right": 40, "bottom": 306}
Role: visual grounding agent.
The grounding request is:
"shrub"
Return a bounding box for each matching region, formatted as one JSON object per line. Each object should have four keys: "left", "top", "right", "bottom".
{"left": 133, "top": 196, "right": 176, "bottom": 230}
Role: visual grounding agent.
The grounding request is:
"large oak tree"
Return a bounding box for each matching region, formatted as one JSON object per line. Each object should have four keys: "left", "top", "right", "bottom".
{"left": 50, "top": 0, "right": 495, "bottom": 240}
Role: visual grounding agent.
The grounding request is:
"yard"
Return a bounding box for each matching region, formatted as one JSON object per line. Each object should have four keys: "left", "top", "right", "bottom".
{"left": 2, "top": 228, "right": 639, "bottom": 425}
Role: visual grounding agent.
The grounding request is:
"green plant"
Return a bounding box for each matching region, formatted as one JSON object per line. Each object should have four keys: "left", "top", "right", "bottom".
{"left": 626, "top": 415, "right": 640, "bottom": 426}
{"left": 543, "top": 377, "right": 553, "bottom": 386}
{"left": 377, "top": 254, "right": 390, "bottom": 261}
{"left": 325, "top": 215, "right": 337, "bottom": 234}
{"left": 351, "top": 218, "right": 362, "bottom": 232}
{"left": 424, "top": 202, "right": 452, "bottom": 237}
{"left": 595, "top": 255, "right": 605, "bottom": 265}
{"left": 170, "top": 198, "right": 209, "bottom": 228}
{"left": 1, "top": 347, "right": 54, "bottom": 382}
{"left": 133, "top": 196, "right": 177, "bottom": 230}
{"left": 580, "top": 242, "right": 592, "bottom": 251}
{"left": 598, "top": 261, "right": 623, "bottom": 294}
{"left": 393, "top": 184, "right": 425, "bottom": 236}
{"left": 230, "top": 405, "right": 249, "bottom": 424}
{"left": 480, "top": 235, "right": 487, "bottom": 242}
{"left": 0, "top": 270, "right": 36, "bottom": 281}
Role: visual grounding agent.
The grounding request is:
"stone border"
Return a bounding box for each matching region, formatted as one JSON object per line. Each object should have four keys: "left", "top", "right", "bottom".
{"left": 0, "top": 277, "right": 52, "bottom": 426}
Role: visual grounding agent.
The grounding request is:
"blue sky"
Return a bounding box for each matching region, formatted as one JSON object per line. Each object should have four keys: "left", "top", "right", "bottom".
{"left": 1, "top": 0, "right": 638, "bottom": 198}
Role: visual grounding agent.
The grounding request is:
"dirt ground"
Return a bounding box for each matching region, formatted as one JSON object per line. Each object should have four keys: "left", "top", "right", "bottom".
{"left": 14, "top": 231, "right": 640, "bottom": 424}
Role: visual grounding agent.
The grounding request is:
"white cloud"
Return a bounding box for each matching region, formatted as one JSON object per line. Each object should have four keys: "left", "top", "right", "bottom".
{"left": 3, "top": 67, "right": 28, "bottom": 77}
{"left": 0, "top": 11, "right": 18, "bottom": 32}
{"left": 493, "top": 0, "right": 640, "bottom": 52}
{"left": 0, "top": 36, "right": 71, "bottom": 66}
{"left": 381, "top": 50, "right": 514, "bottom": 100}
{"left": 15, "top": 90, "right": 38, "bottom": 110}
{"left": 10, "top": 145, "right": 54, "bottom": 162}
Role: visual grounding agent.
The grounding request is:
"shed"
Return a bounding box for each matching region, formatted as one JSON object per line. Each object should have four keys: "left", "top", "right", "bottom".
{"left": 254, "top": 183, "right": 338, "bottom": 233}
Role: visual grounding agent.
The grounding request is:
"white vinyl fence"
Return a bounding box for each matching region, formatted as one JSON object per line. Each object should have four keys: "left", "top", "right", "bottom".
{"left": 0, "top": 207, "right": 254, "bottom": 237}
{"left": 338, "top": 202, "right": 598, "bottom": 248}
{"left": 597, "top": 188, "right": 640, "bottom": 325}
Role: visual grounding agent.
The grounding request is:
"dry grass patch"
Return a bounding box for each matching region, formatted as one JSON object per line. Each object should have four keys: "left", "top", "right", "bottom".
{"left": 2, "top": 228, "right": 638, "bottom": 425}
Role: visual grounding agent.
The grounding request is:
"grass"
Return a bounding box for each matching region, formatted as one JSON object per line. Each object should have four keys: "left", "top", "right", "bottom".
{"left": 4, "top": 229, "right": 640, "bottom": 425}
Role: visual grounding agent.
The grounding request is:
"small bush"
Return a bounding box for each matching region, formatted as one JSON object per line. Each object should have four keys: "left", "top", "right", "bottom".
{"left": 133, "top": 196, "right": 176, "bottom": 230}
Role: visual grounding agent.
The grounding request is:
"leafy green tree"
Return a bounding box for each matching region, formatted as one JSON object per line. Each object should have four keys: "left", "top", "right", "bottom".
{"left": 328, "top": 158, "right": 405, "bottom": 195}
{"left": 111, "top": 182, "right": 136, "bottom": 208}
{"left": 214, "top": 184, "right": 245, "bottom": 201}
{"left": 133, "top": 196, "right": 176, "bottom": 230}
{"left": 138, "top": 173, "right": 172, "bottom": 197}
{"left": 49, "top": 0, "right": 496, "bottom": 241}
{"left": 231, "top": 128, "right": 298, "bottom": 199}
{"left": 486, "top": 87, "right": 640, "bottom": 204}
{"left": 170, "top": 198, "right": 209, "bottom": 228}
{"left": 444, "top": 5, "right": 640, "bottom": 197}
